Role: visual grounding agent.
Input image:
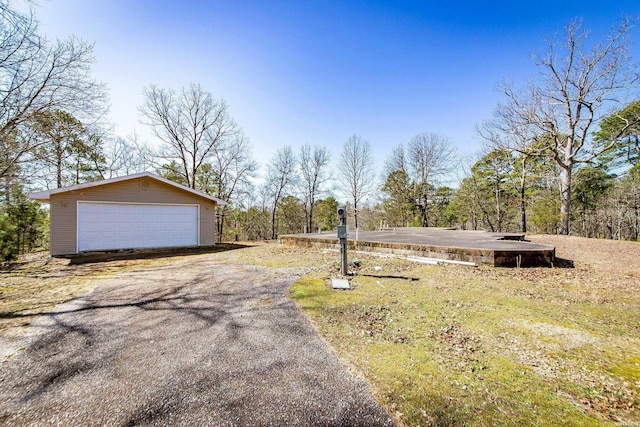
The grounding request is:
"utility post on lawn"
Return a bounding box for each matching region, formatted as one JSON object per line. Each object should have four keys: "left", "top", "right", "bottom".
{"left": 337, "top": 206, "right": 348, "bottom": 276}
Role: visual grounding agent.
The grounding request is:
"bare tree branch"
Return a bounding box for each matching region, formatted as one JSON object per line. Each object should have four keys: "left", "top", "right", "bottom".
{"left": 338, "top": 135, "right": 375, "bottom": 229}
{"left": 0, "top": 0, "right": 107, "bottom": 180}
{"left": 298, "top": 144, "right": 331, "bottom": 233}
{"left": 264, "top": 145, "right": 297, "bottom": 239}
{"left": 139, "top": 83, "right": 240, "bottom": 189}
{"left": 489, "top": 17, "right": 638, "bottom": 234}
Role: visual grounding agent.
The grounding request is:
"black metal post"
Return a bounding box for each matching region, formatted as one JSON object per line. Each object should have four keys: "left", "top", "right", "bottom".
{"left": 337, "top": 206, "right": 347, "bottom": 276}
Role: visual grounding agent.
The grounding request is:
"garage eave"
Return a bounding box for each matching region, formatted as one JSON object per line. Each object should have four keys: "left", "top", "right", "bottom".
{"left": 28, "top": 191, "right": 51, "bottom": 203}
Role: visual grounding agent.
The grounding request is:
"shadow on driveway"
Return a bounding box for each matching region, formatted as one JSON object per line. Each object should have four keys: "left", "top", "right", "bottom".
{"left": 0, "top": 256, "right": 394, "bottom": 426}
{"left": 65, "top": 243, "right": 251, "bottom": 265}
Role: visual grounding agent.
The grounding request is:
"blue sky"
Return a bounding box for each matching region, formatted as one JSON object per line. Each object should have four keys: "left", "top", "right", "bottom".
{"left": 33, "top": 0, "right": 640, "bottom": 182}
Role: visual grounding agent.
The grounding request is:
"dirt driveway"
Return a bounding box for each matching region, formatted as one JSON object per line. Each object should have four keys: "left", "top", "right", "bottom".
{"left": 0, "top": 254, "right": 393, "bottom": 426}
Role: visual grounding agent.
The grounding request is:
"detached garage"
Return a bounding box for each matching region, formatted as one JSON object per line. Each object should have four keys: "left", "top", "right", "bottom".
{"left": 29, "top": 172, "right": 226, "bottom": 256}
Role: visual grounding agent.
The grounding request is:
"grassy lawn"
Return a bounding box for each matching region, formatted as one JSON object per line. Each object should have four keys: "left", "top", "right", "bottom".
{"left": 0, "top": 242, "right": 324, "bottom": 340}
{"left": 290, "top": 238, "right": 640, "bottom": 426}
{"left": 0, "top": 246, "right": 237, "bottom": 332}
{"left": 2, "top": 238, "right": 638, "bottom": 426}
{"left": 1, "top": 254, "right": 154, "bottom": 333}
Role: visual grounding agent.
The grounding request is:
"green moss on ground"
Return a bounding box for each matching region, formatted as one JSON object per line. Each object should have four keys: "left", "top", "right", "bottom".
{"left": 290, "top": 257, "right": 639, "bottom": 426}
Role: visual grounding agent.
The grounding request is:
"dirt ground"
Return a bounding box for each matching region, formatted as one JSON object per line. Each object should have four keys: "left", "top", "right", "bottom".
{"left": 525, "top": 234, "right": 640, "bottom": 305}
{"left": 289, "top": 234, "right": 640, "bottom": 425}
{"left": 528, "top": 234, "right": 640, "bottom": 271}
{"left": 0, "top": 251, "right": 393, "bottom": 426}
{"left": 1, "top": 236, "right": 639, "bottom": 425}
{"left": 2, "top": 235, "right": 639, "bottom": 353}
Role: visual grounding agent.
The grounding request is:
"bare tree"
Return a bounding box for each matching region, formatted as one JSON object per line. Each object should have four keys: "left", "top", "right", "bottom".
{"left": 478, "top": 114, "right": 551, "bottom": 233}
{"left": 338, "top": 135, "right": 375, "bottom": 229}
{"left": 99, "top": 135, "right": 152, "bottom": 179}
{"left": 139, "top": 83, "right": 239, "bottom": 189}
{"left": 210, "top": 133, "right": 257, "bottom": 239}
{"left": 0, "top": 1, "right": 107, "bottom": 180}
{"left": 264, "top": 146, "right": 297, "bottom": 239}
{"left": 494, "top": 18, "right": 639, "bottom": 234}
{"left": 406, "top": 132, "right": 454, "bottom": 227}
{"left": 298, "top": 144, "right": 331, "bottom": 233}
{"left": 383, "top": 144, "right": 407, "bottom": 176}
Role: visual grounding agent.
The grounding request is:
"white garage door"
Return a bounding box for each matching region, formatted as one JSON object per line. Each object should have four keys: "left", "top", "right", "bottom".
{"left": 77, "top": 202, "right": 199, "bottom": 252}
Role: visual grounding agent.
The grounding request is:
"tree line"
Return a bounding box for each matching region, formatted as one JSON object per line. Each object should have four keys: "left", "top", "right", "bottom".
{"left": 1, "top": 1, "right": 639, "bottom": 261}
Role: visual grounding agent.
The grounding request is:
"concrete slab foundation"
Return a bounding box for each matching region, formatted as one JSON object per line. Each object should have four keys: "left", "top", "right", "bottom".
{"left": 282, "top": 228, "right": 555, "bottom": 267}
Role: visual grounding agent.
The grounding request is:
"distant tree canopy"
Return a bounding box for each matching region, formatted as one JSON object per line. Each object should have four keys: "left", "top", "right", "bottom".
{"left": 483, "top": 18, "right": 638, "bottom": 235}
{"left": 5, "top": 10, "right": 640, "bottom": 263}
{"left": 338, "top": 135, "right": 375, "bottom": 229}
{"left": 596, "top": 100, "right": 640, "bottom": 168}
{"left": 0, "top": 0, "right": 106, "bottom": 182}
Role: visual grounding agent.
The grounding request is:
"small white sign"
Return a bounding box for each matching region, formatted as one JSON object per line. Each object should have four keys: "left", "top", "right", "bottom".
{"left": 331, "top": 279, "right": 350, "bottom": 290}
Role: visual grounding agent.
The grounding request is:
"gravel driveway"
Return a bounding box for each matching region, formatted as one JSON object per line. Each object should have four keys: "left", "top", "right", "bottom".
{"left": 0, "top": 255, "right": 394, "bottom": 426}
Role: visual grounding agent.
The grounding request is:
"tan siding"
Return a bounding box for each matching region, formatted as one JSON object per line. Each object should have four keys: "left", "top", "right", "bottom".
{"left": 49, "top": 177, "right": 217, "bottom": 255}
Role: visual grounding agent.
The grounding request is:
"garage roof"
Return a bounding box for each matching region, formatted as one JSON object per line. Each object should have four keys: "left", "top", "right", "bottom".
{"left": 28, "top": 172, "right": 228, "bottom": 205}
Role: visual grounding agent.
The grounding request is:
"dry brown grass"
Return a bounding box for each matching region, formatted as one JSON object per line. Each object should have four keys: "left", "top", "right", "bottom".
{"left": 0, "top": 252, "right": 166, "bottom": 331}
{"left": 2, "top": 236, "right": 639, "bottom": 425}
{"left": 291, "top": 235, "right": 640, "bottom": 426}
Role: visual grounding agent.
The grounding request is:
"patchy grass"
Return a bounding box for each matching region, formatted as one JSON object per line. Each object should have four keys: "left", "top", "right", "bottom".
{"left": 290, "top": 237, "right": 640, "bottom": 426}
{"left": 3, "top": 237, "right": 639, "bottom": 425}
{"left": 216, "top": 241, "right": 337, "bottom": 270}
{"left": 0, "top": 252, "right": 185, "bottom": 332}
{"left": 0, "top": 242, "right": 331, "bottom": 334}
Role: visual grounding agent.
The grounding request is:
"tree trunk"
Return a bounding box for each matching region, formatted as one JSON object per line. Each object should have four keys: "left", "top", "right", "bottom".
{"left": 354, "top": 202, "right": 358, "bottom": 230}
{"left": 271, "top": 205, "right": 277, "bottom": 240}
{"left": 216, "top": 205, "right": 227, "bottom": 242}
{"left": 559, "top": 166, "right": 572, "bottom": 235}
{"left": 471, "top": 209, "right": 477, "bottom": 230}
{"left": 494, "top": 178, "right": 502, "bottom": 232}
{"left": 191, "top": 155, "right": 197, "bottom": 189}
{"left": 634, "top": 196, "right": 639, "bottom": 241}
{"left": 56, "top": 154, "right": 63, "bottom": 188}
{"left": 520, "top": 158, "right": 527, "bottom": 233}
{"left": 421, "top": 206, "right": 428, "bottom": 227}
{"left": 75, "top": 158, "right": 80, "bottom": 185}
{"left": 483, "top": 212, "right": 495, "bottom": 232}
{"left": 420, "top": 196, "right": 429, "bottom": 227}
{"left": 520, "top": 185, "right": 527, "bottom": 233}
{"left": 304, "top": 201, "right": 313, "bottom": 234}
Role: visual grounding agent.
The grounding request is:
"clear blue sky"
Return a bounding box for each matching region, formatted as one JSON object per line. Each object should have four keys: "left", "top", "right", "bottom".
{"left": 33, "top": 0, "right": 640, "bottom": 182}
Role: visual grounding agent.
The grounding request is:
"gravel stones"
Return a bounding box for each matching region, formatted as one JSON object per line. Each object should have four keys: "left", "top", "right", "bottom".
{"left": 0, "top": 257, "right": 394, "bottom": 426}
